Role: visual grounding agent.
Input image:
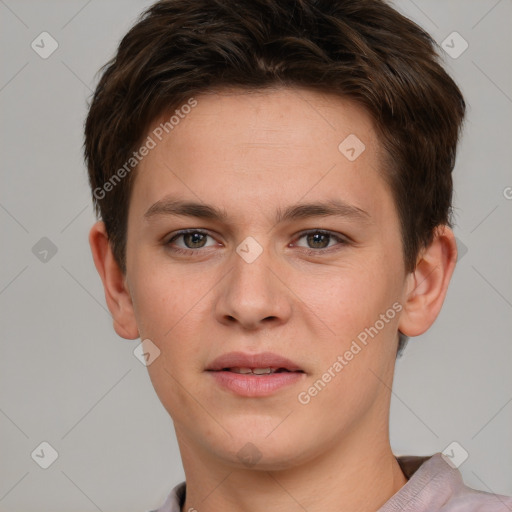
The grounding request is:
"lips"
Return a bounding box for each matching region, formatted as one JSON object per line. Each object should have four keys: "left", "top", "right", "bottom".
{"left": 206, "top": 351, "right": 304, "bottom": 373}
{"left": 206, "top": 351, "right": 306, "bottom": 397}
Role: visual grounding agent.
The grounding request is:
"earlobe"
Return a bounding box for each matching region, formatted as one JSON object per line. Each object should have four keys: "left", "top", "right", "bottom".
{"left": 398, "top": 225, "right": 458, "bottom": 337}
{"left": 88, "top": 221, "right": 139, "bottom": 340}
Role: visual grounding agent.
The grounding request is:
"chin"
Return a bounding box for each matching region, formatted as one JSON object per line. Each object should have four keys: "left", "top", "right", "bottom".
{"left": 211, "top": 428, "right": 313, "bottom": 471}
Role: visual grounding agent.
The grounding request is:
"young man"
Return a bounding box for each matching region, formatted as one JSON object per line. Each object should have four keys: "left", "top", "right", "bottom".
{"left": 85, "top": 0, "right": 512, "bottom": 511}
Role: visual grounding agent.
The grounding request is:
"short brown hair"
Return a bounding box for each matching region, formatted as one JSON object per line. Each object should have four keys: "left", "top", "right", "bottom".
{"left": 84, "top": 0, "right": 465, "bottom": 275}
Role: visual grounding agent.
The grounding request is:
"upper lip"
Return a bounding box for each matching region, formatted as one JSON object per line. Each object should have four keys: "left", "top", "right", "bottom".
{"left": 206, "top": 351, "right": 304, "bottom": 372}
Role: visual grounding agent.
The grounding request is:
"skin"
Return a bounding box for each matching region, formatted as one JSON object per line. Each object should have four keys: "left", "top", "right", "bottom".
{"left": 90, "top": 87, "right": 457, "bottom": 512}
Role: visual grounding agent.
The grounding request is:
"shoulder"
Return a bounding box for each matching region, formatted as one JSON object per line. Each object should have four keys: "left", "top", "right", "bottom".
{"left": 380, "top": 453, "right": 512, "bottom": 512}
{"left": 448, "top": 485, "right": 512, "bottom": 511}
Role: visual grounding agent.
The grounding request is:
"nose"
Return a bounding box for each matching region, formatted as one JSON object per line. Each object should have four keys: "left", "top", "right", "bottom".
{"left": 214, "top": 240, "right": 293, "bottom": 331}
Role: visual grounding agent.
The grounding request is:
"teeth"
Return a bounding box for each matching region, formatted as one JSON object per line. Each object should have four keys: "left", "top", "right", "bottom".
{"left": 252, "top": 367, "right": 272, "bottom": 375}
{"left": 230, "top": 367, "right": 273, "bottom": 374}
{"left": 236, "top": 367, "right": 253, "bottom": 374}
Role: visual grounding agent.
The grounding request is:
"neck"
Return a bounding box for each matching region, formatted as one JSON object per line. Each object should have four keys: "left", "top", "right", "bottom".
{"left": 177, "top": 425, "right": 408, "bottom": 512}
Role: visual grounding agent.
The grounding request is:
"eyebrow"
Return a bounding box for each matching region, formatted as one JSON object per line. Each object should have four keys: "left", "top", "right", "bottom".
{"left": 144, "top": 197, "right": 370, "bottom": 224}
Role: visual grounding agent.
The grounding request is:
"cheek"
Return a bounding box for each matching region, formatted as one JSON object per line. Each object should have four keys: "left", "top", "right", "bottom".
{"left": 128, "top": 251, "right": 203, "bottom": 339}
{"left": 298, "top": 293, "right": 399, "bottom": 432}
{"left": 299, "top": 255, "right": 402, "bottom": 395}
{"left": 128, "top": 259, "right": 210, "bottom": 373}
{"left": 300, "top": 258, "right": 397, "bottom": 337}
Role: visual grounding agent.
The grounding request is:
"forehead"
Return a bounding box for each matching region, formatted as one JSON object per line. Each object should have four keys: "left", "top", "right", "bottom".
{"left": 153, "top": 86, "right": 380, "bottom": 155}
{"left": 131, "top": 87, "right": 394, "bottom": 225}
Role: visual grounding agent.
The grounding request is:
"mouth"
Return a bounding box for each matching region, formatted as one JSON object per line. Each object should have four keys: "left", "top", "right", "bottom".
{"left": 206, "top": 351, "right": 305, "bottom": 373}
{"left": 206, "top": 352, "right": 306, "bottom": 397}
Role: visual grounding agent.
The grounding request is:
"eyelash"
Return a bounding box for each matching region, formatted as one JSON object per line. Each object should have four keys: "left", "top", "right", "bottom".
{"left": 165, "top": 229, "right": 349, "bottom": 257}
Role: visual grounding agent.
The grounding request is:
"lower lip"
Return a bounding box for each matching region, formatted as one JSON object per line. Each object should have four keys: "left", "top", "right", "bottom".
{"left": 207, "top": 370, "right": 305, "bottom": 397}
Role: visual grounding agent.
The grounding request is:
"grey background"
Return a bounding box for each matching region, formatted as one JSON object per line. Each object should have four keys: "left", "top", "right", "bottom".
{"left": 1, "top": 0, "right": 511, "bottom": 510}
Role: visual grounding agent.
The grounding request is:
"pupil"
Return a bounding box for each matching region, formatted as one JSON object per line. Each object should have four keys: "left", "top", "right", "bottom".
{"left": 308, "top": 233, "right": 328, "bottom": 249}
{"left": 185, "top": 232, "right": 206, "bottom": 248}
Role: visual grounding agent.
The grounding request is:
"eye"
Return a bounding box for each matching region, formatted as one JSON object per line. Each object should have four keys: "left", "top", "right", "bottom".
{"left": 166, "top": 229, "right": 218, "bottom": 254}
{"left": 293, "top": 230, "right": 348, "bottom": 253}
{"left": 165, "top": 228, "right": 349, "bottom": 257}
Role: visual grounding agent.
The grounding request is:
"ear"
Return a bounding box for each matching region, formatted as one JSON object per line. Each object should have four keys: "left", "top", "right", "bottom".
{"left": 89, "top": 221, "right": 139, "bottom": 340}
{"left": 398, "top": 225, "right": 457, "bottom": 337}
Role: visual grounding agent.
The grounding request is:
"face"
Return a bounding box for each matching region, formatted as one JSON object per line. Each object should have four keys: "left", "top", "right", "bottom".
{"left": 124, "top": 87, "right": 410, "bottom": 469}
